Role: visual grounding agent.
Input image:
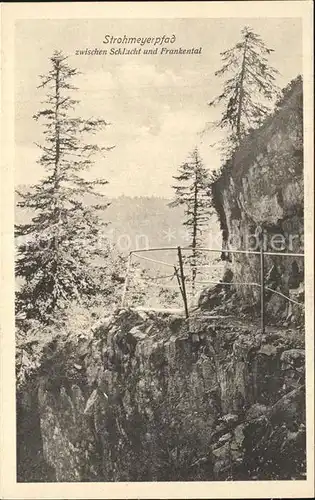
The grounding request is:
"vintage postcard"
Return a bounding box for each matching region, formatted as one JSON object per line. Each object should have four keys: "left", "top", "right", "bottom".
{"left": 1, "top": 1, "right": 314, "bottom": 499}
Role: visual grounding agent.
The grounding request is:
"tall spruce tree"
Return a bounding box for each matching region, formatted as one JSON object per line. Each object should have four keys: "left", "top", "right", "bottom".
{"left": 208, "top": 26, "right": 280, "bottom": 154}
{"left": 16, "top": 51, "right": 113, "bottom": 321}
{"left": 169, "top": 148, "right": 213, "bottom": 293}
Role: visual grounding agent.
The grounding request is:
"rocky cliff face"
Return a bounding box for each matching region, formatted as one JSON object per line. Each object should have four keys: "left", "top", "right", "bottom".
{"left": 17, "top": 309, "right": 305, "bottom": 482}
{"left": 210, "top": 76, "right": 304, "bottom": 323}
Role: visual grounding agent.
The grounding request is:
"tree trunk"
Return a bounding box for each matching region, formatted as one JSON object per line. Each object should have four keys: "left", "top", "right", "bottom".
{"left": 236, "top": 33, "right": 249, "bottom": 141}
{"left": 52, "top": 59, "right": 61, "bottom": 310}
{"left": 191, "top": 164, "right": 198, "bottom": 295}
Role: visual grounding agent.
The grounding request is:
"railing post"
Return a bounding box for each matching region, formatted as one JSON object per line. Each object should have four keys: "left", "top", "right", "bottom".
{"left": 260, "top": 238, "right": 265, "bottom": 335}
{"left": 174, "top": 266, "right": 184, "bottom": 299}
{"left": 121, "top": 252, "right": 132, "bottom": 308}
{"left": 177, "top": 246, "right": 189, "bottom": 320}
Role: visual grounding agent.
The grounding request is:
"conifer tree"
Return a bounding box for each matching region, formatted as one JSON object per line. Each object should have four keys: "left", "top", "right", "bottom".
{"left": 169, "top": 148, "right": 213, "bottom": 293}
{"left": 16, "top": 51, "right": 113, "bottom": 321}
{"left": 208, "top": 26, "right": 280, "bottom": 154}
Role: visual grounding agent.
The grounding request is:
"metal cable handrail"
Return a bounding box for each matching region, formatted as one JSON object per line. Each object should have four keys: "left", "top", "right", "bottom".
{"left": 134, "top": 276, "right": 304, "bottom": 307}
{"left": 135, "top": 276, "right": 304, "bottom": 307}
{"left": 136, "top": 281, "right": 180, "bottom": 290}
{"left": 194, "top": 280, "right": 304, "bottom": 306}
{"left": 265, "top": 286, "right": 304, "bottom": 307}
{"left": 133, "top": 253, "right": 174, "bottom": 268}
{"left": 122, "top": 246, "right": 305, "bottom": 320}
{"left": 131, "top": 246, "right": 304, "bottom": 258}
{"left": 137, "top": 273, "right": 176, "bottom": 281}
{"left": 194, "top": 280, "right": 260, "bottom": 286}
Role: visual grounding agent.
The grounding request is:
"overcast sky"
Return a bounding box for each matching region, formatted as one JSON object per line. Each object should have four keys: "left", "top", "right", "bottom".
{"left": 15, "top": 18, "right": 302, "bottom": 197}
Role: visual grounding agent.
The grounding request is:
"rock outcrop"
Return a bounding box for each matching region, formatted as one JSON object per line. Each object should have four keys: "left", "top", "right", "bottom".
{"left": 17, "top": 309, "right": 305, "bottom": 482}
{"left": 210, "top": 76, "right": 304, "bottom": 323}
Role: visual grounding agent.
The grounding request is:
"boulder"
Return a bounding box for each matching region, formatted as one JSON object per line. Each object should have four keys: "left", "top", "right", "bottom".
{"left": 129, "top": 326, "right": 147, "bottom": 341}
{"left": 245, "top": 403, "right": 270, "bottom": 421}
{"left": 280, "top": 349, "right": 305, "bottom": 370}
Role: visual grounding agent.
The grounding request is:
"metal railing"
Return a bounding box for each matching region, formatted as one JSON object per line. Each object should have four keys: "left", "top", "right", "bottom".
{"left": 121, "top": 245, "right": 304, "bottom": 333}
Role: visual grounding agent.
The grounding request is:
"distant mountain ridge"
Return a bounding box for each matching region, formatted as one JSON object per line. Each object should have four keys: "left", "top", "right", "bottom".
{"left": 15, "top": 188, "right": 220, "bottom": 255}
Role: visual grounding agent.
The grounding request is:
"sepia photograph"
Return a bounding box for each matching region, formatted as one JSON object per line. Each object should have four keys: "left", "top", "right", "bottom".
{"left": 1, "top": 1, "right": 314, "bottom": 499}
